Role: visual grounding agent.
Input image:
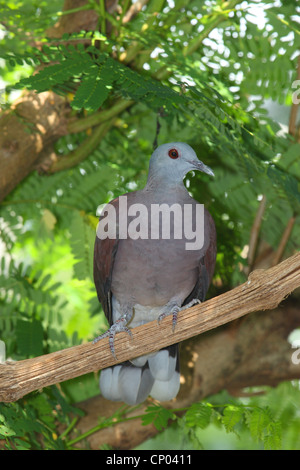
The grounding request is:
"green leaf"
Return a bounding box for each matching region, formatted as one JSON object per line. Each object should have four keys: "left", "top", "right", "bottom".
{"left": 69, "top": 211, "right": 95, "bottom": 280}
{"left": 264, "top": 422, "right": 282, "bottom": 450}
{"left": 244, "top": 406, "right": 282, "bottom": 449}
{"left": 0, "top": 424, "right": 16, "bottom": 438}
{"left": 16, "top": 53, "right": 93, "bottom": 92}
{"left": 14, "top": 438, "right": 32, "bottom": 450}
{"left": 16, "top": 319, "right": 44, "bottom": 357}
{"left": 222, "top": 405, "right": 244, "bottom": 433}
{"left": 245, "top": 407, "right": 270, "bottom": 441}
{"left": 142, "top": 404, "right": 176, "bottom": 431}
{"left": 185, "top": 402, "right": 212, "bottom": 429}
{"left": 72, "top": 59, "right": 116, "bottom": 111}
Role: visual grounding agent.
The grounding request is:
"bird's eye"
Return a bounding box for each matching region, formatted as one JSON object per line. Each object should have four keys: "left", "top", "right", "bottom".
{"left": 168, "top": 148, "right": 179, "bottom": 159}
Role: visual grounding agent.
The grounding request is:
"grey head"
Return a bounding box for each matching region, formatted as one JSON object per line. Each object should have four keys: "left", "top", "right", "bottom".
{"left": 146, "top": 142, "right": 214, "bottom": 188}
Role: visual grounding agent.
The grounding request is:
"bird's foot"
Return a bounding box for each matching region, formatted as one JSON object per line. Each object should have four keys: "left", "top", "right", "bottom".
{"left": 158, "top": 299, "right": 201, "bottom": 332}
{"left": 93, "top": 315, "right": 132, "bottom": 359}
{"left": 181, "top": 298, "right": 201, "bottom": 311}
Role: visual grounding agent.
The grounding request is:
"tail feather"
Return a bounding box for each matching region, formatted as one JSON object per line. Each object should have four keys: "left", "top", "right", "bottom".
{"left": 148, "top": 345, "right": 177, "bottom": 381}
{"left": 99, "top": 365, "right": 123, "bottom": 402}
{"left": 150, "top": 368, "right": 180, "bottom": 401}
{"left": 119, "top": 363, "right": 154, "bottom": 405}
{"left": 100, "top": 345, "right": 180, "bottom": 405}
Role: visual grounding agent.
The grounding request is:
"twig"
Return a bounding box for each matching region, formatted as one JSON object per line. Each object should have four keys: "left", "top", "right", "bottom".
{"left": 272, "top": 215, "right": 297, "bottom": 266}
{"left": 152, "top": 107, "right": 164, "bottom": 150}
{"left": 67, "top": 99, "right": 134, "bottom": 134}
{"left": 122, "top": 0, "right": 149, "bottom": 24}
{"left": 246, "top": 195, "right": 267, "bottom": 273}
{"left": 47, "top": 118, "right": 115, "bottom": 173}
{"left": 0, "top": 251, "right": 300, "bottom": 403}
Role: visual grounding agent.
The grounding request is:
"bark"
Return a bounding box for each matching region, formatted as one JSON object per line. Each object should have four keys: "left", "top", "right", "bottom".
{"left": 0, "top": 91, "right": 69, "bottom": 201}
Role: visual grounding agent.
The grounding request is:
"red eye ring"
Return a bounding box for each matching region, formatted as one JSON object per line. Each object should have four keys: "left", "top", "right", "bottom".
{"left": 168, "top": 148, "right": 179, "bottom": 159}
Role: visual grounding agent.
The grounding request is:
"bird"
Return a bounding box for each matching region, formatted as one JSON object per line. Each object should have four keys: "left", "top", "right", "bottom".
{"left": 93, "top": 142, "right": 216, "bottom": 405}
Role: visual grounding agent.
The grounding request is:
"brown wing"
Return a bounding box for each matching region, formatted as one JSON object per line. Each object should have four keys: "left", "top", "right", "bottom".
{"left": 183, "top": 209, "right": 217, "bottom": 305}
{"left": 93, "top": 197, "right": 120, "bottom": 326}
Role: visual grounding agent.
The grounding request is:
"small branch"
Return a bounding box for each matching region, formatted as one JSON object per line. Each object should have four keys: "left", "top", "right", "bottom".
{"left": 36, "top": 99, "right": 135, "bottom": 173}
{"left": 99, "top": 0, "right": 107, "bottom": 35}
{"left": 122, "top": 0, "right": 149, "bottom": 24}
{"left": 0, "top": 251, "right": 300, "bottom": 403}
{"left": 272, "top": 215, "right": 297, "bottom": 266}
{"left": 67, "top": 99, "right": 134, "bottom": 134}
{"left": 47, "top": 118, "right": 115, "bottom": 173}
{"left": 246, "top": 195, "right": 267, "bottom": 274}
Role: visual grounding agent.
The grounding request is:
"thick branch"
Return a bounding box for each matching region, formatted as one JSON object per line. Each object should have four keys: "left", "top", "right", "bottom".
{"left": 0, "top": 251, "right": 300, "bottom": 403}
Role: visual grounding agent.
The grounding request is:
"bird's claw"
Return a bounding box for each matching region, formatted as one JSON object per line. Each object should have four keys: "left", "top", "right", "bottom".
{"left": 93, "top": 316, "right": 132, "bottom": 359}
{"left": 158, "top": 306, "right": 180, "bottom": 332}
{"left": 157, "top": 299, "right": 201, "bottom": 332}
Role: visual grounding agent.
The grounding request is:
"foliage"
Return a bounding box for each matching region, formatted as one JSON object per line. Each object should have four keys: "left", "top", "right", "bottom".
{"left": 2, "top": 383, "right": 298, "bottom": 450}
{"left": 0, "top": 0, "right": 300, "bottom": 450}
{"left": 0, "top": 386, "right": 83, "bottom": 450}
{"left": 138, "top": 383, "right": 300, "bottom": 450}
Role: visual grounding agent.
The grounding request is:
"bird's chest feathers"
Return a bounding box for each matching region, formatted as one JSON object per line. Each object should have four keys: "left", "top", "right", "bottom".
{"left": 110, "top": 193, "right": 207, "bottom": 306}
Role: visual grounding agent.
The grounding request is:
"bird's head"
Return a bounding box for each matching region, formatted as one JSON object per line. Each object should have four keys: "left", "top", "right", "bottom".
{"left": 147, "top": 142, "right": 214, "bottom": 188}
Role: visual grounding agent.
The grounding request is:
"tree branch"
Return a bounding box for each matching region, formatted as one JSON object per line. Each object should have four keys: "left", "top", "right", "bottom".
{"left": 72, "top": 300, "right": 300, "bottom": 449}
{"left": 0, "top": 251, "right": 299, "bottom": 403}
{"left": 66, "top": 98, "right": 134, "bottom": 134}
{"left": 47, "top": 118, "right": 115, "bottom": 173}
{"left": 246, "top": 194, "right": 267, "bottom": 274}
{"left": 272, "top": 215, "right": 297, "bottom": 266}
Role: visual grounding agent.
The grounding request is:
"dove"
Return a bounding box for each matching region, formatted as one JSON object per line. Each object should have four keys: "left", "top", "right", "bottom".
{"left": 93, "top": 142, "right": 216, "bottom": 405}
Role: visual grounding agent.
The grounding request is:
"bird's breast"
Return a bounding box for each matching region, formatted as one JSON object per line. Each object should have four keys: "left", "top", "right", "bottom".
{"left": 108, "top": 193, "right": 210, "bottom": 307}
{"left": 111, "top": 236, "right": 201, "bottom": 306}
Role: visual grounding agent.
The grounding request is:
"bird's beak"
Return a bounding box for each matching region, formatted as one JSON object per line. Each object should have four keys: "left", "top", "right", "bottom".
{"left": 189, "top": 160, "right": 214, "bottom": 177}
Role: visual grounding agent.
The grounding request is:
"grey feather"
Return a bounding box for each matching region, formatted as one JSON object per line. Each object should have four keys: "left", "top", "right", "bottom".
{"left": 150, "top": 370, "right": 180, "bottom": 402}
{"left": 99, "top": 365, "right": 123, "bottom": 402}
{"left": 148, "top": 348, "right": 177, "bottom": 381}
{"left": 119, "top": 364, "right": 154, "bottom": 405}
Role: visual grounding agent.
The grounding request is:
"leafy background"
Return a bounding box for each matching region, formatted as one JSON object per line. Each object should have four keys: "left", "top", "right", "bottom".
{"left": 0, "top": 0, "right": 300, "bottom": 450}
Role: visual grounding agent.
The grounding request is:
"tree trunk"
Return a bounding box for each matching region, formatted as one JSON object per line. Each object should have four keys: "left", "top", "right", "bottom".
{"left": 0, "top": 0, "right": 101, "bottom": 202}
{"left": 0, "top": 91, "right": 69, "bottom": 201}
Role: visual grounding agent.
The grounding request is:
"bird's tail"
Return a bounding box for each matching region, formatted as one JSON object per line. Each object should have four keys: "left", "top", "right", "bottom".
{"left": 99, "top": 344, "right": 180, "bottom": 405}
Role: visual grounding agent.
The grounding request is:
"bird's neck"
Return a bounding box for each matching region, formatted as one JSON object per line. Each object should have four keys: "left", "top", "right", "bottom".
{"left": 145, "top": 170, "right": 188, "bottom": 195}
{"left": 146, "top": 180, "right": 189, "bottom": 199}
